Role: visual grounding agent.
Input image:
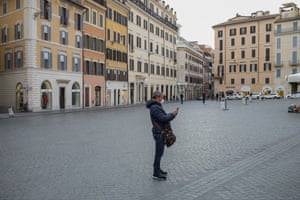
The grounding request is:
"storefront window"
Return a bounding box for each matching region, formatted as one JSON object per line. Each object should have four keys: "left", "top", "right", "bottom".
{"left": 72, "top": 82, "right": 80, "bottom": 107}
{"left": 41, "top": 81, "right": 52, "bottom": 109}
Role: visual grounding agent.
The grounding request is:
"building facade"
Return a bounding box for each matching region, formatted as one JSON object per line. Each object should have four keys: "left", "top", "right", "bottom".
{"left": 274, "top": 3, "right": 300, "bottom": 95}
{"left": 105, "top": 0, "right": 129, "bottom": 106}
{"left": 0, "top": 0, "right": 85, "bottom": 112}
{"left": 126, "top": 0, "right": 178, "bottom": 103}
{"left": 176, "top": 37, "right": 203, "bottom": 100}
{"left": 83, "top": 0, "right": 106, "bottom": 108}
{"left": 213, "top": 11, "right": 279, "bottom": 97}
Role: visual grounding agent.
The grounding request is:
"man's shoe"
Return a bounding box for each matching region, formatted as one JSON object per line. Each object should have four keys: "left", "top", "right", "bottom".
{"left": 152, "top": 174, "right": 167, "bottom": 181}
{"left": 160, "top": 169, "right": 168, "bottom": 175}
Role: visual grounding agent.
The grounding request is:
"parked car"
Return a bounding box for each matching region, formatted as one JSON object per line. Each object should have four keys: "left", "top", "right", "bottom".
{"left": 262, "top": 93, "right": 281, "bottom": 99}
{"left": 227, "top": 93, "right": 242, "bottom": 100}
{"left": 286, "top": 92, "right": 300, "bottom": 99}
{"left": 249, "top": 93, "right": 261, "bottom": 100}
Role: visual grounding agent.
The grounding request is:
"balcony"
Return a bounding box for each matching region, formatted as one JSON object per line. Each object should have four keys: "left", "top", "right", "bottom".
{"left": 128, "top": 0, "right": 178, "bottom": 31}
{"left": 93, "top": 0, "right": 105, "bottom": 6}
{"left": 289, "top": 60, "right": 300, "bottom": 66}
{"left": 274, "top": 61, "right": 283, "bottom": 67}
{"left": 274, "top": 27, "right": 300, "bottom": 35}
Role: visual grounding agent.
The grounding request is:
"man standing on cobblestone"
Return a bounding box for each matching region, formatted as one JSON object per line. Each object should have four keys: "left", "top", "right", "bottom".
{"left": 146, "top": 91, "right": 179, "bottom": 181}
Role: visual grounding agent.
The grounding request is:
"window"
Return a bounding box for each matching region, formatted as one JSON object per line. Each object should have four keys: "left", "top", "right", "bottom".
{"left": 156, "top": 27, "right": 160, "bottom": 36}
{"left": 219, "top": 40, "right": 223, "bottom": 50}
{"left": 276, "top": 69, "right": 281, "bottom": 78}
{"left": 241, "top": 37, "right": 245, "bottom": 45}
{"left": 250, "top": 64, "right": 257, "bottom": 72}
{"left": 3, "top": 0, "right": 7, "bottom": 15}
{"left": 231, "top": 38, "right": 235, "bottom": 46}
{"left": 231, "top": 51, "right": 235, "bottom": 59}
{"left": 143, "top": 19, "right": 148, "bottom": 30}
{"left": 144, "top": 63, "right": 148, "bottom": 73}
{"left": 41, "top": 25, "right": 51, "bottom": 41}
{"left": 73, "top": 57, "right": 81, "bottom": 72}
{"left": 251, "top": 36, "right": 256, "bottom": 44}
{"left": 156, "top": 65, "right": 160, "bottom": 75}
{"left": 265, "top": 48, "right": 270, "bottom": 61}
{"left": 58, "top": 54, "right": 67, "bottom": 71}
{"left": 4, "top": 52, "right": 12, "bottom": 70}
{"left": 60, "top": 30, "right": 68, "bottom": 45}
{"left": 241, "top": 78, "right": 245, "bottom": 84}
{"left": 292, "top": 68, "right": 297, "bottom": 74}
{"left": 251, "top": 49, "right": 256, "bottom": 58}
{"left": 241, "top": 50, "right": 245, "bottom": 59}
{"left": 251, "top": 78, "right": 255, "bottom": 84}
{"left": 292, "top": 51, "right": 298, "bottom": 64}
{"left": 265, "top": 78, "right": 270, "bottom": 84}
{"left": 265, "top": 34, "right": 270, "bottom": 43}
{"left": 106, "top": 7, "right": 112, "bottom": 20}
{"left": 41, "top": 51, "right": 52, "bottom": 69}
{"left": 229, "top": 28, "right": 236, "bottom": 36}
{"left": 92, "top": 11, "right": 97, "bottom": 25}
{"left": 14, "top": 51, "right": 23, "bottom": 68}
{"left": 266, "top": 24, "right": 272, "bottom": 32}
{"left": 239, "top": 64, "right": 246, "bottom": 72}
{"left": 99, "top": 14, "right": 104, "bottom": 28}
{"left": 264, "top": 63, "right": 272, "bottom": 71}
{"left": 240, "top": 27, "right": 247, "bottom": 35}
{"left": 276, "top": 38, "right": 281, "bottom": 49}
{"left": 1, "top": 27, "right": 8, "bottom": 42}
{"left": 136, "top": 15, "right": 141, "bottom": 26}
{"left": 293, "top": 22, "right": 298, "bottom": 31}
{"left": 72, "top": 83, "right": 80, "bottom": 107}
{"left": 75, "top": 13, "right": 83, "bottom": 31}
{"left": 231, "top": 79, "right": 235, "bottom": 84}
{"left": 218, "top": 30, "right": 223, "bottom": 37}
{"left": 151, "top": 64, "right": 154, "bottom": 74}
{"left": 107, "top": 29, "right": 110, "bottom": 40}
{"left": 40, "top": 0, "right": 52, "bottom": 20}
{"left": 15, "top": 23, "right": 21, "bottom": 40}
{"left": 292, "top": 36, "right": 297, "bottom": 48}
{"left": 150, "top": 23, "right": 154, "bottom": 33}
{"left": 229, "top": 64, "right": 236, "bottom": 73}
{"left": 85, "top": 8, "right": 90, "bottom": 22}
{"left": 276, "top": 24, "right": 282, "bottom": 33}
{"left": 16, "top": 0, "right": 21, "bottom": 9}
{"left": 137, "top": 61, "right": 142, "bottom": 72}
{"left": 161, "top": 66, "right": 165, "bottom": 76}
{"left": 129, "top": 59, "right": 134, "bottom": 71}
{"left": 75, "top": 35, "right": 82, "bottom": 48}
{"left": 250, "top": 26, "right": 256, "bottom": 33}
{"left": 59, "top": 7, "right": 69, "bottom": 25}
{"left": 276, "top": 53, "right": 281, "bottom": 65}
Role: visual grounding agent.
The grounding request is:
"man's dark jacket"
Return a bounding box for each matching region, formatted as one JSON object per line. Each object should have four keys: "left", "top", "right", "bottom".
{"left": 146, "top": 100, "right": 175, "bottom": 134}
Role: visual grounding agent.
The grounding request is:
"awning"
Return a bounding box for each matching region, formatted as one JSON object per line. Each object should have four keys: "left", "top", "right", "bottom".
{"left": 287, "top": 73, "right": 300, "bottom": 83}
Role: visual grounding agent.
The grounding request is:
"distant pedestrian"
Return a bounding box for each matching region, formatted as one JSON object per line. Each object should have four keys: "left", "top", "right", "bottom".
{"left": 180, "top": 94, "right": 183, "bottom": 104}
{"left": 146, "top": 91, "right": 179, "bottom": 181}
{"left": 216, "top": 93, "right": 219, "bottom": 101}
{"left": 202, "top": 92, "right": 206, "bottom": 104}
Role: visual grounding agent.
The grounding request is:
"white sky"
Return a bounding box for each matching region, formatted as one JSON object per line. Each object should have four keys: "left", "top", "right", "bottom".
{"left": 164, "top": 0, "right": 296, "bottom": 47}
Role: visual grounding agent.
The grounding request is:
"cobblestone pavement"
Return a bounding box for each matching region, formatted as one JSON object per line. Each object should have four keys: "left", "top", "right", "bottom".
{"left": 0, "top": 99, "right": 299, "bottom": 200}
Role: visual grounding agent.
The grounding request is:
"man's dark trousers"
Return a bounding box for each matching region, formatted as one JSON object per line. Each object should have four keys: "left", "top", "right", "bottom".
{"left": 153, "top": 133, "right": 165, "bottom": 176}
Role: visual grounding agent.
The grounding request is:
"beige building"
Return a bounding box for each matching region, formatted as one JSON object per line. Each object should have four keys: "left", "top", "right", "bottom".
{"left": 213, "top": 11, "right": 279, "bottom": 97}
{"left": 0, "top": 0, "right": 85, "bottom": 112}
{"left": 176, "top": 37, "right": 203, "bottom": 100}
{"left": 274, "top": 3, "right": 300, "bottom": 96}
{"left": 126, "top": 0, "right": 178, "bottom": 103}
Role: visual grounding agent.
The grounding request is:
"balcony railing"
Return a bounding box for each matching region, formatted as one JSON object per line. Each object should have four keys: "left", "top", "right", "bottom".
{"left": 274, "top": 61, "right": 283, "bottom": 67}
{"left": 289, "top": 60, "right": 300, "bottom": 66}
{"left": 129, "top": 0, "right": 178, "bottom": 31}
{"left": 274, "top": 27, "right": 300, "bottom": 35}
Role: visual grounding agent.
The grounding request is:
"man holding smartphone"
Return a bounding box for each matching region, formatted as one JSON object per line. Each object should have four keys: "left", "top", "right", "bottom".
{"left": 146, "top": 91, "right": 179, "bottom": 181}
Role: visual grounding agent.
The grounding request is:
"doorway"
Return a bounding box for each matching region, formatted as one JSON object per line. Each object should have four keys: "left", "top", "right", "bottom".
{"left": 59, "top": 87, "right": 65, "bottom": 109}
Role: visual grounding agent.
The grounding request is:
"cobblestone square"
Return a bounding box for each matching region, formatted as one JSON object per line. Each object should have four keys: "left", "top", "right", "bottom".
{"left": 0, "top": 99, "right": 300, "bottom": 200}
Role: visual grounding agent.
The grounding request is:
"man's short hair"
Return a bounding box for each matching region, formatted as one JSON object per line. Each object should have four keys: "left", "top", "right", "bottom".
{"left": 152, "top": 91, "right": 162, "bottom": 99}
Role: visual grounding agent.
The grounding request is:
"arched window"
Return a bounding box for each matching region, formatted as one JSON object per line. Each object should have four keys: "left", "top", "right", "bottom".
{"left": 72, "top": 82, "right": 80, "bottom": 107}
{"left": 41, "top": 81, "right": 52, "bottom": 109}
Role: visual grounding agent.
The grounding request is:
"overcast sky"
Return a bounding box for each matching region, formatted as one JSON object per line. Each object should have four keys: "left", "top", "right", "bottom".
{"left": 164, "top": 0, "right": 295, "bottom": 47}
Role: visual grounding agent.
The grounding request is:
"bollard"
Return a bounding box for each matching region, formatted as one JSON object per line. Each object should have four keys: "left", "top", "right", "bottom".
{"left": 220, "top": 98, "right": 229, "bottom": 110}
{"left": 8, "top": 106, "right": 14, "bottom": 117}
